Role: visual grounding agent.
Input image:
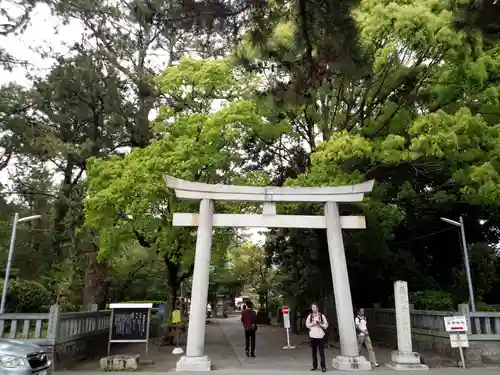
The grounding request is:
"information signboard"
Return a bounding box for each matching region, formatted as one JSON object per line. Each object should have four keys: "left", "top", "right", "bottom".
{"left": 444, "top": 316, "right": 469, "bottom": 369}
{"left": 444, "top": 316, "right": 468, "bottom": 332}
{"left": 111, "top": 308, "right": 149, "bottom": 341}
{"left": 107, "top": 303, "right": 152, "bottom": 357}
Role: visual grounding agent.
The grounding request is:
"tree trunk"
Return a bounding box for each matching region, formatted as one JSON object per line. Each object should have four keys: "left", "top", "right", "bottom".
{"left": 52, "top": 162, "right": 73, "bottom": 260}
{"left": 83, "top": 246, "right": 109, "bottom": 308}
{"left": 291, "top": 303, "right": 298, "bottom": 334}
{"left": 165, "top": 258, "right": 180, "bottom": 318}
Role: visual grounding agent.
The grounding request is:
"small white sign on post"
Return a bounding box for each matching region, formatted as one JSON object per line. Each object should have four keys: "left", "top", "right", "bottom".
{"left": 283, "top": 314, "right": 290, "bottom": 329}
{"left": 444, "top": 316, "right": 469, "bottom": 332}
{"left": 444, "top": 316, "right": 469, "bottom": 369}
{"left": 281, "top": 306, "right": 295, "bottom": 349}
{"left": 450, "top": 333, "right": 469, "bottom": 348}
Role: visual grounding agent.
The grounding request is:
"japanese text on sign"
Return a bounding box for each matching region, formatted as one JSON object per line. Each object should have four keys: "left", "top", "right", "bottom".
{"left": 450, "top": 333, "right": 469, "bottom": 348}
{"left": 284, "top": 314, "right": 290, "bottom": 329}
{"left": 444, "top": 316, "right": 468, "bottom": 332}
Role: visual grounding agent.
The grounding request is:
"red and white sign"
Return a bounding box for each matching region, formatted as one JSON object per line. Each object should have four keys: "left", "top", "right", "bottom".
{"left": 444, "top": 316, "right": 468, "bottom": 332}
{"left": 282, "top": 306, "right": 291, "bottom": 329}
{"left": 281, "top": 305, "right": 295, "bottom": 349}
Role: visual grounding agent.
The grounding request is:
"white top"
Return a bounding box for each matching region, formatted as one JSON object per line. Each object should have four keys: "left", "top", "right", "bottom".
{"left": 355, "top": 315, "right": 368, "bottom": 335}
{"left": 306, "top": 313, "right": 329, "bottom": 339}
{"left": 207, "top": 304, "right": 212, "bottom": 312}
{"left": 109, "top": 303, "right": 152, "bottom": 309}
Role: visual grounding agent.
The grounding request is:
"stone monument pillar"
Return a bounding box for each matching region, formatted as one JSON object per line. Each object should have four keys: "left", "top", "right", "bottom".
{"left": 387, "top": 280, "right": 428, "bottom": 370}
{"left": 176, "top": 199, "right": 214, "bottom": 371}
{"left": 325, "top": 202, "right": 372, "bottom": 371}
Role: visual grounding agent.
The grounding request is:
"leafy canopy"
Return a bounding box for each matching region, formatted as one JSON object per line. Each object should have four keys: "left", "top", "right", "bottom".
{"left": 84, "top": 58, "right": 269, "bottom": 269}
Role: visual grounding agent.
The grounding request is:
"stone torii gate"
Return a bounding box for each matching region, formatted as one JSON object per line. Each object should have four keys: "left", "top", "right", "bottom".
{"left": 164, "top": 175, "right": 375, "bottom": 372}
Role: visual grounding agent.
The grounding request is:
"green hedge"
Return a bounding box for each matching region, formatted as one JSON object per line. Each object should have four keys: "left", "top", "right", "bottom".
{"left": 409, "top": 290, "right": 500, "bottom": 312}
{"left": 0, "top": 279, "right": 51, "bottom": 313}
{"left": 409, "top": 290, "right": 455, "bottom": 311}
{"left": 468, "top": 300, "right": 500, "bottom": 312}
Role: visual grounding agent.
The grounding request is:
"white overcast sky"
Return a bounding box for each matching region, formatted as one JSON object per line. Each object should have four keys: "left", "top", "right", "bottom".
{"left": 0, "top": 4, "right": 83, "bottom": 87}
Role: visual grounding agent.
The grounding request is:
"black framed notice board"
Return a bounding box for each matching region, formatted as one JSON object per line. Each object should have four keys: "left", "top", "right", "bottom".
{"left": 107, "top": 303, "right": 152, "bottom": 357}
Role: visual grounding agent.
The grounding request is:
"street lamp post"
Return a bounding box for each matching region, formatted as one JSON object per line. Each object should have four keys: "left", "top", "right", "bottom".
{"left": 0, "top": 213, "right": 42, "bottom": 314}
{"left": 440, "top": 216, "right": 476, "bottom": 312}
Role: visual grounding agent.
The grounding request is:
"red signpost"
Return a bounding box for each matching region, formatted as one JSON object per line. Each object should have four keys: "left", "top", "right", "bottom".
{"left": 281, "top": 305, "right": 294, "bottom": 349}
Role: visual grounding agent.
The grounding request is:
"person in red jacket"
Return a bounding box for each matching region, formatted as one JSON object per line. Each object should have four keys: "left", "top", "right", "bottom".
{"left": 241, "top": 301, "right": 257, "bottom": 357}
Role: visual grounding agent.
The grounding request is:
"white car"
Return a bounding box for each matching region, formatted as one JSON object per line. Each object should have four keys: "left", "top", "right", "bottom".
{"left": 0, "top": 338, "right": 51, "bottom": 375}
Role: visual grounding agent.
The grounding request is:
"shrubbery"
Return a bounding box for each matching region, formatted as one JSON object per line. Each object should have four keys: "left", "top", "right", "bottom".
{"left": 409, "top": 290, "right": 500, "bottom": 312}
{"left": 409, "top": 290, "right": 455, "bottom": 311}
{"left": 0, "top": 279, "right": 51, "bottom": 313}
{"left": 469, "top": 300, "right": 500, "bottom": 312}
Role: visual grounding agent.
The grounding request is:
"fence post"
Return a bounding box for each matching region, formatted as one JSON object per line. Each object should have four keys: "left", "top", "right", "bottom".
{"left": 90, "top": 304, "right": 98, "bottom": 331}
{"left": 47, "top": 304, "right": 60, "bottom": 372}
{"left": 458, "top": 304, "right": 471, "bottom": 333}
{"left": 84, "top": 303, "right": 98, "bottom": 311}
{"left": 47, "top": 304, "right": 60, "bottom": 340}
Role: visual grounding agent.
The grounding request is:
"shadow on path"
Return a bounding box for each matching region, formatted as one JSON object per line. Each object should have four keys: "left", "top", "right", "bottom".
{"left": 69, "top": 319, "right": 239, "bottom": 372}
{"left": 68, "top": 314, "right": 457, "bottom": 372}
{"left": 219, "top": 315, "right": 345, "bottom": 370}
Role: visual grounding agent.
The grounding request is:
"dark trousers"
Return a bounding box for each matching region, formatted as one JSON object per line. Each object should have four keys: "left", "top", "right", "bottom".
{"left": 311, "top": 338, "right": 326, "bottom": 369}
{"left": 245, "top": 329, "right": 256, "bottom": 354}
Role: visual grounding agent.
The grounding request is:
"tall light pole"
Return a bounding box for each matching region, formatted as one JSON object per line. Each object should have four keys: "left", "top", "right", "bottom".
{"left": 440, "top": 216, "right": 476, "bottom": 312}
{"left": 0, "top": 214, "right": 42, "bottom": 314}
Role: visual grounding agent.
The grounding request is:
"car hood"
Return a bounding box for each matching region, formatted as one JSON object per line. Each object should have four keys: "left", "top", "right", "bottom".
{"left": 0, "top": 339, "right": 43, "bottom": 356}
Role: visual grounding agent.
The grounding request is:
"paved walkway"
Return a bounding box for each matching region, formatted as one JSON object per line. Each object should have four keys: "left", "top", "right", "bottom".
{"left": 70, "top": 319, "right": 240, "bottom": 372}
{"left": 219, "top": 315, "right": 309, "bottom": 369}
{"left": 59, "top": 369, "right": 500, "bottom": 375}
{"left": 67, "top": 315, "right": 499, "bottom": 372}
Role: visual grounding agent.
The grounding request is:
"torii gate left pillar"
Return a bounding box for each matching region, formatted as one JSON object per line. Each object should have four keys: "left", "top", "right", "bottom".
{"left": 164, "top": 175, "right": 375, "bottom": 372}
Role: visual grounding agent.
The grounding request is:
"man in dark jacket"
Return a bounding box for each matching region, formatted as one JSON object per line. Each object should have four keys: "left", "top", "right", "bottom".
{"left": 241, "top": 301, "right": 257, "bottom": 357}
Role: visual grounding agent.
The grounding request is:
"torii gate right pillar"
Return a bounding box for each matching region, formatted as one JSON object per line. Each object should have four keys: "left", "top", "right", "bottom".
{"left": 325, "top": 201, "right": 372, "bottom": 370}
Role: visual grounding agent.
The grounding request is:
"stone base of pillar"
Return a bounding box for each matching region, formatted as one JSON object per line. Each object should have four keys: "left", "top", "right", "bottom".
{"left": 386, "top": 351, "right": 429, "bottom": 371}
{"left": 176, "top": 355, "right": 211, "bottom": 372}
{"left": 332, "top": 355, "right": 372, "bottom": 371}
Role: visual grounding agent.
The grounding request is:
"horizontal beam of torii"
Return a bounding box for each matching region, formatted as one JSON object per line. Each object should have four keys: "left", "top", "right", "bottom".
{"left": 164, "top": 175, "right": 375, "bottom": 229}
{"left": 164, "top": 176, "right": 374, "bottom": 202}
{"left": 172, "top": 213, "right": 366, "bottom": 229}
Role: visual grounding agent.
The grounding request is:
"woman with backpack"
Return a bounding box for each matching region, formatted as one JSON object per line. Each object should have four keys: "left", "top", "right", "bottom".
{"left": 306, "top": 302, "right": 328, "bottom": 372}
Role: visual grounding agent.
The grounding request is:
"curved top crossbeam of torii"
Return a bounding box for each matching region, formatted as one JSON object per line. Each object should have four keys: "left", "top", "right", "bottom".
{"left": 164, "top": 175, "right": 375, "bottom": 203}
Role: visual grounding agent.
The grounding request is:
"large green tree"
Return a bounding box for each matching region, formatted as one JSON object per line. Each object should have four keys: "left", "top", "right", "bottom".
{"left": 84, "top": 58, "right": 270, "bottom": 309}
{"left": 237, "top": 0, "right": 500, "bottom": 310}
{"left": 0, "top": 50, "right": 133, "bottom": 307}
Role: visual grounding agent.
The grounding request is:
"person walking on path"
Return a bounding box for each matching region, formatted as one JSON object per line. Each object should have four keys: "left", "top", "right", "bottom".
{"left": 355, "top": 308, "right": 380, "bottom": 368}
{"left": 305, "top": 302, "right": 328, "bottom": 372}
{"left": 241, "top": 301, "right": 257, "bottom": 358}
